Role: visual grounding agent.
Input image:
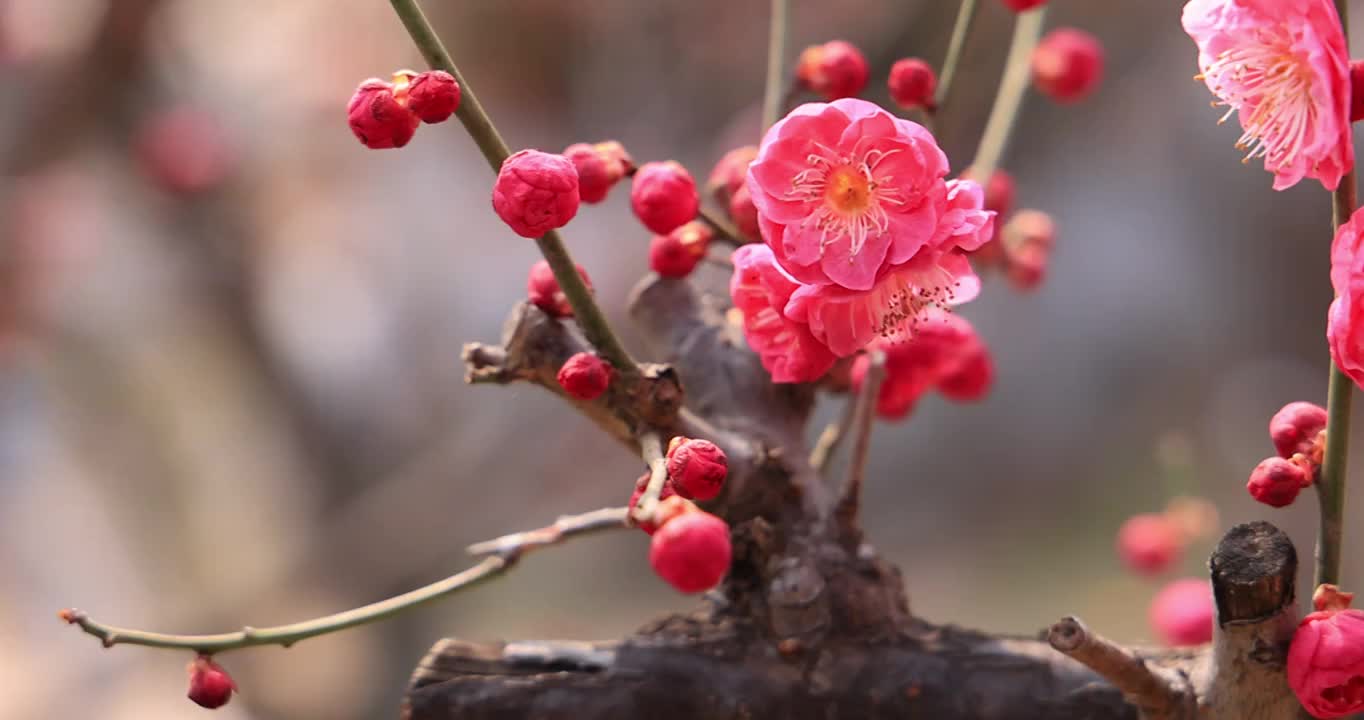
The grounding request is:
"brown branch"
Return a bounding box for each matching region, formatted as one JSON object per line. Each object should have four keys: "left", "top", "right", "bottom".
{"left": 809, "top": 390, "right": 858, "bottom": 472}
{"left": 465, "top": 507, "right": 629, "bottom": 558}
{"left": 1048, "top": 617, "right": 1194, "bottom": 719}
{"left": 631, "top": 432, "right": 670, "bottom": 525}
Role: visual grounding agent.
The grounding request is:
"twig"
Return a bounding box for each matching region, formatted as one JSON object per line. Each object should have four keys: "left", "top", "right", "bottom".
{"left": 466, "top": 507, "right": 629, "bottom": 557}
{"left": 387, "top": 0, "right": 637, "bottom": 380}
{"left": 60, "top": 505, "right": 629, "bottom": 654}
{"left": 1047, "top": 617, "right": 1193, "bottom": 719}
{"left": 762, "top": 0, "right": 790, "bottom": 131}
{"left": 933, "top": 0, "right": 980, "bottom": 113}
{"left": 834, "top": 350, "right": 884, "bottom": 527}
{"left": 697, "top": 206, "right": 747, "bottom": 246}
{"left": 631, "top": 431, "right": 670, "bottom": 525}
{"left": 1317, "top": 0, "right": 1357, "bottom": 589}
{"left": 809, "top": 394, "right": 859, "bottom": 473}
{"left": 969, "top": 7, "right": 1046, "bottom": 182}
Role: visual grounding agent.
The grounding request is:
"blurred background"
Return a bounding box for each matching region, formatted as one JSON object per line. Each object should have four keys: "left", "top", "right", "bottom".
{"left": 2, "top": 0, "right": 1360, "bottom": 718}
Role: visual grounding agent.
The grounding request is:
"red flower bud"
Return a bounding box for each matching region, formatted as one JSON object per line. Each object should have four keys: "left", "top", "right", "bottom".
{"left": 1289, "top": 587, "right": 1364, "bottom": 719}
{"left": 707, "top": 145, "right": 758, "bottom": 201}
{"left": 1031, "top": 28, "right": 1104, "bottom": 103}
{"left": 594, "top": 141, "right": 634, "bottom": 179}
{"left": 1247, "top": 456, "right": 1313, "bottom": 508}
{"left": 936, "top": 337, "right": 994, "bottom": 401}
{"left": 526, "top": 259, "right": 593, "bottom": 318}
{"left": 187, "top": 656, "right": 236, "bottom": 709}
{"left": 649, "top": 509, "right": 731, "bottom": 594}
{"left": 556, "top": 352, "right": 612, "bottom": 401}
{"left": 628, "top": 472, "right": 679, "bottom": 535}
{"left": 564, "top": 142, "right": 630, "bottom": 204}
{"left": 492, "top": 149, "right": 581, "bottom": 238}
{"left": 403, "top": 70, "right": 460, "bottom": 124}
{"left": 1116, "top": 513, "right": 1182, "bottom": 575}
{"left": 136, "top": 108, "right": 234, "bottom": 195}
{"left": 348, "top": 79, "right": 420, "bottom": 149}
{"left": 1005, "top": 242, "right": 1049, "bottom": 291}
{"left": 666, "top": 438, "right": 728, "bottom": 501}
{"left": 1002, "top": 0, "right": 1047, "bottom": 10}
{"left": 1270, "top": 401, "right": 1328, "bottom": 460}
{"left": 1149, "top": 578, "right": 1213, "bottom": 646}
{"left": 887, "top": 58, "right": 937, "bottom": 110}
{"left": 728, "top": 184, "right": 760, "bottom": 240}
{"left": 796, "top": 40, "right": 869, "bottom": 100}
{"left": 968, "top": 168, "right": 1016, "bottom": 219}
{"left": 631, "top": 161, "right": 699, "bottom": 235}
{"left": 1351, "top": 60, "right": 1364, "bottom": 123}
{"left": 649, "top": 221, "right": 713, "bottom": 278}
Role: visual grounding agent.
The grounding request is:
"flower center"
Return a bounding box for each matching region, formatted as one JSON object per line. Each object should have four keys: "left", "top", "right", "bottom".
{"left": 825, "top": 167, "right": 873, "bottom": 213}
{"left": 1200, "top": 27, "right": 1315, "bottom": 170}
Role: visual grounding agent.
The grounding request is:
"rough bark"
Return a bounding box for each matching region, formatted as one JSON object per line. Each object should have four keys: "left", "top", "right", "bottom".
{"left": 408, "top": 276, "right": 1308, "bottom": 720}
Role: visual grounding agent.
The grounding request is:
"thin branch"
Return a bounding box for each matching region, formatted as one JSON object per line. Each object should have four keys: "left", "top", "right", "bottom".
{"left": 933, "top": 0, "right": 980, "bottom": 113}
{"left": 466, "top": 507, "right": 629, "bottom": 557}
{"left": 697, "top": 206, "right": 747, "bottom": 246}
{"left": 387, "top": 0, "right": 637, "bottom": 379}
{"left": 631, "top": 431, "right": 670, "bottom": 525}
{"left": 60, "top": 505, "right": 630, "bottom": 654}
{"left": 762, "top": 0, "right": 791, "bottom": 131}
{"left": 809, "top": 393, "right": 859, "bottom": 473}
{"left": 970, "top": 7, "right": 1047, "bottom": 182}
{"left": 1047, "top": 617, "right": 1193, "bottom": 719}
{"left": 1316, "top": 0, "right": 1357, "bottom": 590}
{"left": 834, "top": 350, "right": 884, "bottom": 528}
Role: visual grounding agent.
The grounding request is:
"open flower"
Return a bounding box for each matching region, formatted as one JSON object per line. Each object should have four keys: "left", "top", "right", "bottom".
{"left": 729, "top": 244, "right": 837, "bottom": 383}
{"left": 1329, "top": 206, "right": 1364, "bottom": 388}
{"left": 850, "top": 309, "right": 993, "bottom": 419}
{"left": 1182, "top": 0, "right": 1352, "bottom": 191}
{"left": 747, "top": 98, "right": 950, "bottom": 291}
{"left": 1289, "top": 585, "right": 1364, "bottom": 718}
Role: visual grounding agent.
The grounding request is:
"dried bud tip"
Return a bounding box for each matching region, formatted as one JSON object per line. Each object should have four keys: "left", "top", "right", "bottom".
{"left": 57, "top": 608, "right": 82, "bottom": 624}
{"left": 1314, "top": 584, "right": 1356, "bottom": 612}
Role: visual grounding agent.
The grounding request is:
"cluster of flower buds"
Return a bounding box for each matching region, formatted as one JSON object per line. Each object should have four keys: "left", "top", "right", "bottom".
{"left": 957, "top": 166, "right": 1055, "bottom": 292}
{"left": 1247, "top": 401, "right": 1327, "bottom": 507}
{"left": 1114, "top": 497, "right": 1220, "bottom": 646}
{"left": 707, "top": 145, "right": 759, "bottom": 241}
{"left": 1289, "top": 584, "right": 1364, "bottom": 719}
{"left": 347, "top": 69, "right": 461, "bottom": 149}
{"left": 625, "top": 438, "right": 732, "bottom": 593}
{"left": 562, "top": 141, "right": 633, "bottom": 204}
{"left": 852, "top": 311, "right": 993, "bottom": 420}
{"left": 557, "top": 352, "right": 613, "bottom": 401}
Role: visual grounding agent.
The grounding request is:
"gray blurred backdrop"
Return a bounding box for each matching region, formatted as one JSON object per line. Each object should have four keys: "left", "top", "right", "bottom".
{"left": 3, "top": 1, "right": 1361, "bottom": 718}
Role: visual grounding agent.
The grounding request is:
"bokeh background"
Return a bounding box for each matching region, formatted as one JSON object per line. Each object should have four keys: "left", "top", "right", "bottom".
{"left": 3, "top": 1, "right": 1361, "bottom": 718}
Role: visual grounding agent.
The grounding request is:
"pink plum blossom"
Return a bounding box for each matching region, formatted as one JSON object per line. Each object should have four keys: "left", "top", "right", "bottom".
{"left": 729, "top": 244, "right": 837, "bottom": 383}
{"left": 850, "top": 310, "right": 993, "bottom": 419}
{"left": 1182, "top": 0, "right": 1353, "bottom": 191}
{"left": 1329, "top": 206, "right": 1364, "bottom": 389}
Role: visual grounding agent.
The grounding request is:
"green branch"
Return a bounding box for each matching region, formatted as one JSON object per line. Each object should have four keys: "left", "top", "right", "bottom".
{"left": 933, "top": 0, "right": 980, "bottom": 112}
{"left": 970, "top": 7, "right": 1046, "bottom": 181}
{"left": 762, "top": 0, "right": 790, "bottom": 131}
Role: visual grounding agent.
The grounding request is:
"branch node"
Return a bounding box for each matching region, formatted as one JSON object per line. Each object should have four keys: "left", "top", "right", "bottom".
{"left": 1047, "top": 616, "right": 1193, "bottom": 719}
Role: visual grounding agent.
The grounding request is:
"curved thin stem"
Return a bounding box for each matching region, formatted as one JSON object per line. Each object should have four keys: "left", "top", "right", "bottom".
{"left": 810, "top": 393, "right": 859, "bottom": 473}
{"left": 933, "top": 0, "right": 979, "bottom": 112}
{"left": 762, "top": 0, "right": 790, "bottom": 131}
{"left": 697, "top": 206, "right": 746, "bottom": 246}
{"left": 388, "top": 0, "right": 637, "bottom": 378}
{"left": 60, "top": 507, "right": 629, "bottom": 654}
{"left": 970, "top": 7, "right": 1046, "bottom": 181}
{"left": 631, "top": 431, "right": 670, "bottom": 524}
{"left": 834, "top": 349, "right": 884, "bottom": 529}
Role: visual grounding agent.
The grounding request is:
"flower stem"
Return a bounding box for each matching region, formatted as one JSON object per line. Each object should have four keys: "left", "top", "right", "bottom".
{"left": 631, "top": 430, "right": 669, "bottom": 525}
{"left": 970, "top": 7, "right": 1046, "bottom": 181}
{"left": 60, "top": 507, "right": 629, "bottom": 654}
{"left": 834, "top": 349, "right": 884, "bottom": 529}
{"left": 387, "top": 0, "right": 637, "bottom": 377}
{"left": 933, "top": 0, "right": 980, "bottom": 112}
{"left": 762, "top": 0, "right": 790, "bottom": 131}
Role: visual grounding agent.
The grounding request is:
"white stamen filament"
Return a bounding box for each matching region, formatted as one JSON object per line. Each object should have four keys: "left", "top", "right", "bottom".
{"left": 1201, "top": 26, "right": 1315, "bottom": 170}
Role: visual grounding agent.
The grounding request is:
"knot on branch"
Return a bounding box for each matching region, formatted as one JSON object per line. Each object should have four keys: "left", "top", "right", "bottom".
{"left": 1209, "top": 521, "right": 1297, "bottom": 627}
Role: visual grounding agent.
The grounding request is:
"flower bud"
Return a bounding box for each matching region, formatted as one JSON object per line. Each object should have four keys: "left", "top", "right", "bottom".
{"left": 728, "top": 184, "right": 760, "bottom": 240}
{"left": 649, "top": 221, "right": 713, "bottom": 278}
{"left": 347, "top": 79, "right": 420, "bottom": 149}
{"left": 1116, "top": 513, "right": 1182, "bottom": 575}
{"left": 137, "top": 108, "right": 234, "bottom": 195}
{"left": 887, "top": 58, "right": 937, "bottom": 110}
{"left": 1005, "top": 242, "right": 1049, "bottom": 291}
{"left": 666, "top": 438, "right": 728, "bottom": 501}
{"left": 796, "top": 40, "right": 870, "bottom": 100}
{"left": 1002, "top": 0, "right": 1047, "bottom": 10}
{"left": 1031, "top": 28, "right": 1104, "bottom": 103}
{"left": 936, "top": 338, "right": 994, "bottom": 401}
{"left": 649, "top": 509, "right": 731, "bottom": 594}
{"left": 1247, "top": 456, "right": 1313, "bottom": 508}
{"left": 187, "top": 656, "right": 236, "bottom": 709}
{"left": 526, "top": 259, "right": 593, "bottom": 318}
{"left": 556, "top": 352, "right": 612, "bottom": 401}
{"left": 402, "top": 70, "right": 461, "bottom": 124}
{"left": 492, "top": 149, "right": 581, "bottom": 238}
{"left": 963, "top": 167, "right": 1016, "bottom": 218}
{"left": 1289, "top": 586, "right": 1364, "bottom": 718}
{"left": 628, "top": 472, "right": 679, "bottom": 535}
{"left": 631, "top": 161, "right": 699, "bottom": 234}
{"left": 564, "top": 142, "right": 629, "bottom": 204}
{"left": 1149, "top": 578, "right": 1213, "bottom": 646}
{"left": 1269, "top": 401, "right": 1328, "bottom": 460}
{"left": 1352, "top": 60, "right": 1364, "bottom": 123}
{"left": 707, "top": 145, "right": 758, "bottom": 201}
{"left": 1163, "top": 495, "right": 1220, "bottom": 544}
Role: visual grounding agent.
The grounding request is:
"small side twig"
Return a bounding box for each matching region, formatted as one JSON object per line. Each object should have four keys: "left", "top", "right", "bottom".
{"left": 1047, "top": 617, "right": 1193, "bottom": 719}
{"left": 809, "top": 393, "right": 860, "bottom": 473}
{"left": 762, "top": 0, "right": 791, "bottom": 131}
{"left": 932, "top": 0, "right": 980, "bottom": 114}
{"left": 631, "top": 431, "right": 670, "bottom": 525}
{"left": 60, "top": 505, "right": 630, "bottom": 655}
{"left": 970, "top": 7, "right": 1046, "bottom": 182}
{"left": 697, "top": 206, "right": 747, "bottom": 246}
{"left": 834, "top": 350, "right": 883, "bottom": 530}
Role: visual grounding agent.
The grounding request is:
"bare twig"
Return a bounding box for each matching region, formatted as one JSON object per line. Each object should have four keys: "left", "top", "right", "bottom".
{"left": 810, "top": 394, "right": 860, "bottom": 473}
{"left": 762, "top": 0, "right": 791, "bottom": 132}
{"left": 388, "top": 0, "right": 638, "bottom": 381}
{"left": 834, "top": 350, "right": 883, "bottom": 528}
{"left": 631, "top": 431, "right": 670, "bottom": 525}
{"left": 970, "top": 7, "right": 1046, "bottom": 182}
{"left": 698, "top": 206, "right": 747, "bottom": 246}
{"left": 933, "top": 0, "right": 980, "bottom": 113}
{"left": 1048, "top": 617, "right": 1194, "bottom": 719}
{"left": 466, "top": 507, "right": 629, "bottom": 558}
